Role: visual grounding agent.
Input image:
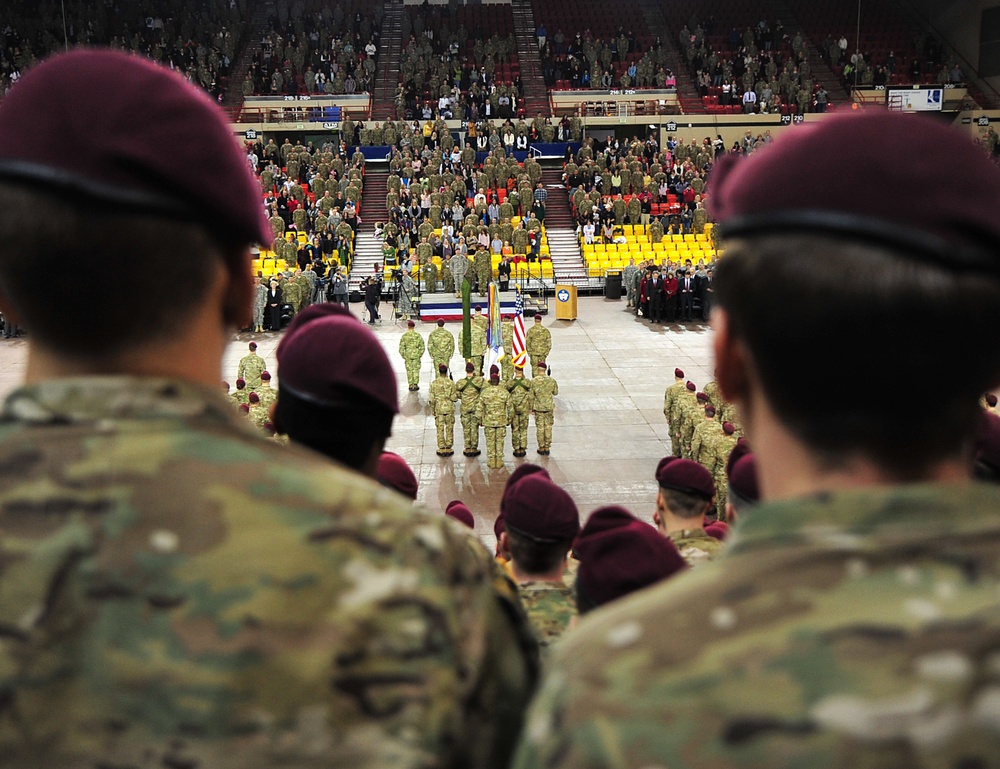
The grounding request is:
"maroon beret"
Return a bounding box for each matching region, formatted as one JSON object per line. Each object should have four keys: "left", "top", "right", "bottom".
{"left": 248, "top": 392, "right": 260, "bottom": 404}
{"left": 726, "top": 437, "right": 752, "bottom": 478}
{"left": 504, "top": 463, "right": 551, "bottom": 495}
{"left": 686, "top": 381, "right": 696, "bottom": 392}
{"left": 723, "top": 421, "right": 736, "bottom": 435}
{"left": 709, "top": 111, "right": 1000, "bottom": 275}
{"left": 249, "top": 342, "right": 258, "bottom": 351}
{"left": 674, "top": 368, "right": 684, "bottom": 378}
{"left": 705, "top": 405, "right": 716, "bottom": 417}
{"left": 437, "top": 319, "right": 445, "bottom": 327}
{"left": 276, "top": 304, "right": 398, "bottom": 413}
{"left": 235, "top": 379, "right": 246, "bottom": 388}
{"left": 239, "top": 403, "right": 250, "bottom": 413}
{"left": 657, "top": 458, "right": 715, "bottom": 499}
{"left": 504, "top": 475, "right": 579, "bottom": 542}
{"left": 260, "top": 371, "right": 271, "bottom": 382}
{"left": 696, "top": 392, "right": 709, "bottom": 403}
{"left": 655, "top": 456, "right": 678, "bottom": 479}
{"left": 537, "top": 361, "right": 547, "bottom": 370}
{"left": 987, "top": 394, "right": 998, "bottom": 408}
{"left": 0, "top": 50, "right": 271, "bottom": 246}
{"left": 493, "top": 514, "right": 505, "bottom": 540}
{"left": 729, "top": 454, "right": 760, "bottom": 503}
{"left": 438, "top": 363, "right": 448, "bottom": 374}
{"left": 575, "top": 506, "right": 686, "bottom": 609}
{"left": 465, "top": 362, "right": 475, "bottom": 373}
{"left": 407, "top": 320, "right": 415, "bottom": 328}
{"left": 534, "top": 314, "right": 543, "bottom": 321}
{"left": 222, "top": 381, "right": 230, "bottom": 391}
{"left": 976, "top": 411, "right": 1000, "bottom": 471}
{"left": 377, "top": 451, "right": 418, "bottom": 500}
{"left": 475, "top": 305, "right": 483, "bottom": 311}
{"left": 704, "top": 520, "right": 730, "bottom": 540}
{"left": 445, "top": 500, "right": 475, "bottom": 529}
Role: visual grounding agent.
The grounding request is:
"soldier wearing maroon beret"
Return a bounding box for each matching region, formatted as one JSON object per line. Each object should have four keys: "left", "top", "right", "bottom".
{"left": 651, "top": 457, "right": 721, "bottom": 565}
{"left": 0, "top": 50, "right": 538, "bottom": 769}
{"left": 574, "top": 505, "right": 686, "bottom": 613}
{"left": 499, "top": 474, "right": 580, "bottom": 648}
{"left": 377, "top": 451, "right": 419, "bottom": 500}
{"left": 514, "top": 111, "right": 1000, "bottom": 769}
{"left": 445, "top": 499, "right": 476, "bottom": 529}
{"left": 663, "top": 367, "right": 687, "bottom": 453}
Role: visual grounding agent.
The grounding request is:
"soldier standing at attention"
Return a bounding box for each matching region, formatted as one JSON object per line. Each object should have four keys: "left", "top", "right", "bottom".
{"left": 237, "top": 340, "right": 266, "bottom": 390}
{"left": 711, "top": 421, "right": 740, "bottom": 511}
{"left": 474, "top": 247, "right": 492, "bottom": 295}
{"left": 498, "top": 474, "right": 579, "bottom": 649}
{"left": 0, "top": 50, "right": 538, "bottom": 769}
{"left": 651, "top": 457, "right": 722, "bottom": 564}
{"left": 427, "top": 318, "right": 455, "bottom": 372}
{"left": 252, "top": 275, "right": 266, "bottom": 332}
{"left": 507, "top": 362, "right": 532, "bottom": 457}
{"left": 525, "top": 313, "right": 551, "bottom": 374}
{"left": 513, "top": 111, "right": 1000, "bottom": 769}
{"left": 398, "top": 319, "right": 425, "bottom": 391}
{"left": 457, "top": 361, "right": 485, "bottom": 456}
{"left": 478, "top": 364, "right": 512, "bottom": 469}
{"left": 459, "top": 318, "right": 488, "bottom": 375}
{"left": 428, "top": 363, "right": 458, "bottom": 456}
{"left": 691, "top": 404, "right": 724, "bottom": 468}
{"left": 230, "top": 377, "right": 248, "bottom": 407}
{"left": 451, "top": 250, "right": 470, "bottom": 296}
{"left": 529, "top": 361, "right": 558, "bottom": 455}
{"left": 472, "top": 304, "right": 489, "bottom": 334}
{"left": 256, "top": 370, "right": 278, "bottom": 413}
{"left": 663, "top": 367, "right": 687, "bottom": 454}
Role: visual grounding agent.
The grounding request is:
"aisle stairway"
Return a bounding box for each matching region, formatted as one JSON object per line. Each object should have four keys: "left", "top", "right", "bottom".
{"left": 540, "top": 168, "right": 588, "bottom": 287}
{"left": 511, "top": 0, "right": 550, "bottom": 116}
{"left": 371, "top": 0, "right": 404, "bottom": 120}
{"left": 635, "top": 0, "right": 705, "bottom": 114}
{"left": 765, "top": 0, "right": 849, "bottom": 101}
{"left": 351, "top": 169, "right": 389, "bottom": 292}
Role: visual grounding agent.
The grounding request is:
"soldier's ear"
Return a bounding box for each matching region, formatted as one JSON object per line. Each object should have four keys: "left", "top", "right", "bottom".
{"left": 712, "top": 308, "right": 752, "bottom": 408}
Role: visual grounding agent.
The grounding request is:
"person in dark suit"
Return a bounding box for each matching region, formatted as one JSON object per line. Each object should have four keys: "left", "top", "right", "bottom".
{"left": 678, "top": 269, "right": 695, "bottom": 321}
{"left": 497, "top": 255, "right": 512, "bottom": 291}
{"left": 363, "top": 275, "right": 381, "bottom": 324}
{"left": 266, "top": 279, "right": 283, "bottom": 331}
{"left": 647, "top": 268, "right": 664, "bottom": 323}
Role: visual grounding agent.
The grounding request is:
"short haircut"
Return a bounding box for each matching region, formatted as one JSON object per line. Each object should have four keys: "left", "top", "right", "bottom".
{"left": 716, "top": 234, "right": 1000, "bottom": 479}
{"left": 0, "top": 183, "right": 226, "bottom": 356}
{"left": 505, "top": 528, "right": 572, "bottom": 576}
{"left": 660, "top": 488, "right": 710, "bottom": 520}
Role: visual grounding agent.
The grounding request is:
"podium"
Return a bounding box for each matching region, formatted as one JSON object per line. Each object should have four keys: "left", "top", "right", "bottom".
{"left": 555, "top": 284, "right": 578, "bottom": 320}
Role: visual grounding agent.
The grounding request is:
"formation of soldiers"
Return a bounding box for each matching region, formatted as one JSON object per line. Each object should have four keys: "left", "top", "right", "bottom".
{"left": 231, "top": 342, "right": 281, "bottom": 434}
{"left": 663, "top": 368, "right": 742, "bottom": 513}
{"left": 403, "top": 313, "right": 557, "bottom": 462}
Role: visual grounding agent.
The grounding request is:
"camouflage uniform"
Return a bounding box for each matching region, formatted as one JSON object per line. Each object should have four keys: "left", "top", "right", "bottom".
{"left": 256, "top": 381, "right": 277, "bottom": 413}
{"left": 474, "top": 249, "right": 492, "bottom": 295}
{"left": 252, "top": 282, "right": 266, "bottom": 330}
{"left": 477, "top": 378, "right": 512, "bottom": 469}
{"left": 529, "top": 371, "right": 558, "bottom": 453}
{"left": 427, "top": 326, "right": 456, "bottom": 371}
{"left": 513, "top": 484, "right": 1000, "bottom": 769}
{"left": 229, "top": 387, "right": 248, "bottom": 408}
{"left": 451, "top": 253, "right": 470, "bottom": 297}
{"left": 691, "top": 415, "right": 724, "bottom": 468}
{"left": 525, "top": 322, "right": 552, "bottom": 374}
{"left": 398, "top": 328, "right": 426, "bottom": 390}
{"left": 506, "top": 373, "right": 532, "bottom": 457}
{"left": 663, "top": 379, "right": 687, "bottom": 454}
{"left": 668, "top": 527, "right": 723, "bottom": 565}
{"left": 501, "top": 319, "right": 515, "bottom": 380}
{"left": 456, "top": 372, "right": 485, "bottom": 455}
{"left": 0, "top": 378, "right": 539, "bottom": 769}
{"left": 459, "top": 325, "right": 488, "bottom": 376}
{"left": 712, "top": 431, "right": 740, "bottom": 511}
{"left": 517, "top": 581, "right": 576, "bottom": 648}
{"left": 428, "top": 370, "right": 458, "bottom": 455}
{"left": 237, "top": 350, "right": 266, "bottom": 390}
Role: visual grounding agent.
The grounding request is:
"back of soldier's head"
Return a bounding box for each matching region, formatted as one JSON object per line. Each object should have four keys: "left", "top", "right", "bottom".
{"left": 711, "top": 112, "right": 1000, "bottom": 478}
{"left": 0, "top": 51, "right": 269, "bottom": 359}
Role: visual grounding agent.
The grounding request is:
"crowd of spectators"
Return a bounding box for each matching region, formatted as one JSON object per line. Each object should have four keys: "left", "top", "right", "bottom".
{"left": 1, "top": 0, "right": 245, "bottom": 100}
{"left": 540, "top": 29, "right": 677, "bottom": 91}
{"left": 243, "top": 0, "right": 381, "bottom": 96}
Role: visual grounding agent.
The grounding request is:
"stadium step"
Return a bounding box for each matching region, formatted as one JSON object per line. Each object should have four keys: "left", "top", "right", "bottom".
{"left": 764, "top": 0, "right": 851, "bottom": 102}
{"left": 371, "top": 0, "right": 404, "bottom": 120}
{"left": 510, "top": 0, "right": 550, "bottom": 116}
{"left": 351, "top": 169, "right": 390, "bottom": 292}
{"left": 540, "top": 168, "right": 587, "bottom": 285}
{"left": 635, "top": 0, "right": 704, "bottom": 114}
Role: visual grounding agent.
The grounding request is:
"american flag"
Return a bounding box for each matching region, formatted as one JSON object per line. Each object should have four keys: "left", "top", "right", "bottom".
{"left": 511, "top": 288, "right": 527, "bottom": 369}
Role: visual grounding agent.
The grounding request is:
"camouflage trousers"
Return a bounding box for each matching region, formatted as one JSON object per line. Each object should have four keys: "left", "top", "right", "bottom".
{"left": 252, "top": 303, "right": 265, "bottom": 328}
{"left": 528, "top": 355, "right": 547, "bottom": 375}
{"left": 501, "top": 359, "right": 514, "bottom": 381}
{"left": 461, "top": 411, "right": 480, "bottom": 453}
{"left": 435, "top": 412, "right": 455, "bottom": 452}
{"left": 477, "top": 267, "right": 491, "bottom": 295}
{"left": 471, "top": 355, "right": 484, "bottom": 376}
{"left": 511, "top": 412, "right": 529, "bottom": 453}
{"left": 404, "top": 358, "right": 421, "bottom": 388}
{"left": 714, "top": 470, "right": 728, "bottom": 515}
{"left": 484, "top": 425, "right": 507, "bottom": 468}
{"left": 432, "top": 357, "right": 451, "bottom": 375}
{"left": 534, "top": 410, "right": 553, "bottom": 451}
{"left": 668, "top": 426, "right": 682, "bottom": 456}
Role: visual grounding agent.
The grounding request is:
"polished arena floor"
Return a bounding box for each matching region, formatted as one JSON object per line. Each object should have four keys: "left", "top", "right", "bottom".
{"left": 0, "top": 295, "right": 718, "bottom": 538}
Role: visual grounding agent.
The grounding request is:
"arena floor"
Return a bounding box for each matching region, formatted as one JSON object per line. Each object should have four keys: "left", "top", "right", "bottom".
{"left": 0, "top": 295, "right": 718, "bottom": 538}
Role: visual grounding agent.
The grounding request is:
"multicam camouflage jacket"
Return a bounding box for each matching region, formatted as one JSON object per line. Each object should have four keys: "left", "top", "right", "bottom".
{"left": 0, "top": 377, "right": 538, "bottom": 769}
{"left": 513, "top": 482, "right": 1000, "bottom": 769}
